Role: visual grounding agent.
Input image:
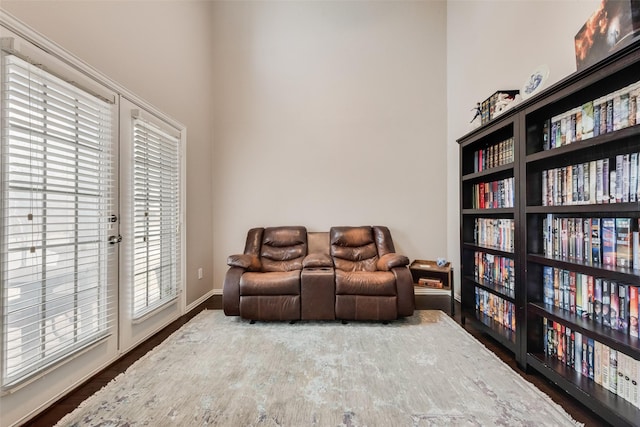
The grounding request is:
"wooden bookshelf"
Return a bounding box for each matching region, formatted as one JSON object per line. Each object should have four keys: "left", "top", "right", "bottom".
{"left": 458, "top": 39, "right": 640, "bottom": 425}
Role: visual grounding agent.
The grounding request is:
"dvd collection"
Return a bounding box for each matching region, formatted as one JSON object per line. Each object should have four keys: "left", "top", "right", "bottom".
{"left": 543, "top": 317, "right": 640, "bottom": 409}
{"left": 480, "top": 90, "right": 519, "bottom": 125}
{"left": 474, "top": 251, "right": 515, "bottom": 292}
{"left": 473, "top": 137, "right": 515, "bottom": 173}
{"left": 474, "top": 218, "right": 514, "bottom": 252}
{"left": 542, "top": 216, "right": 639, "bottom": 269}
{"left": 542, "top": 153, "right": 640, "bottom": 206}
{"left": 542, "top": 266, "right": 639, "bottom": 336}
{"left": 474, "top": 287, "right": 516, "bottom": 331}
{"left": 471, "top": 177, "right": 514, "bottom": 209}
{"left": 543, "top": 80, "right": 640, "bottom": 150}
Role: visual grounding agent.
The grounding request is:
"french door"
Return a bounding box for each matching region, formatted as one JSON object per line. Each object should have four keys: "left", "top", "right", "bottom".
{"left": 0, "top": 49, "right": 121, "bottom": 423}
{"left": 118, "top": 97, "right": 182, "bottom": 350}
{"left": 0, "top": 30, "right": 184, "bottom": 426}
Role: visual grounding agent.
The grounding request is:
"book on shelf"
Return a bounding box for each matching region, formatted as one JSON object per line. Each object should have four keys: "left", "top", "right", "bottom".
{"left": 610, "top": 349, "right": 618, "bottom": 394}
{"left": 603, "top": 280, "right": 611, "bottom": 329}
{"left": 474, "top": 287, "right": 516, "bottom": 331}
{"left": 416, "top": 277, "right": 443, "bottom": 288}
{"left": 594, "top": 278, "right": 603, "bottom": 324}
{"left": 541, "top": 153, "right": 640, "bottom": 207}
{"left": 616, "top": 218, "right": 632, "bottom": 268}
{"left": 591, "top": 218, "right": 601, "bottom": 264}
{"left": 541, "top": 215, "right": 640, "bottom": 270}
{"left": 631, "top": 152, "right": 638, "bottom": 203}
{"left": 601, "top": 218, "right": 616, "bottom": 266}
{"left": 634, "top": 231, "right": 640, "bottom": 270}
{"left": 543, "top": 317, "right": 640, "bottom": 409}
{"left": 602, "top": 344, "right": 610, "bottom": 391}
{"left": 588, "top": 338, "right": 595, "bottom": 380}
{"left": 630, "top": 286, "right": 639, "bottom": 338}
{"left": 473, "top": 137, "right": 515, "bottom": 173}
{"left": 543, "top": 81, "right": 640, "bottom": 152}
{"left": 595, "top": 340, "right": 602, "bottom": 385}
{"left": 574, "top": 330, "right": 582, "bottom": 373}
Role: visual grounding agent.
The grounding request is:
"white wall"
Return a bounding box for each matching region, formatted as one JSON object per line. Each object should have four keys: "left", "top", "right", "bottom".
{"left": 446, "top": 0, "right": 600, "bottom": 296}
{"left": 211, "top": 1, "right": 448, "bottom": 290}
{"left": 0, "top": 0, "right": 608, "bottom": 303}
{"left": 3, "top": 0, "right": 604, "bottom": 301}
{"left": 2, "top": 0, "right": 215, "bottom": 306}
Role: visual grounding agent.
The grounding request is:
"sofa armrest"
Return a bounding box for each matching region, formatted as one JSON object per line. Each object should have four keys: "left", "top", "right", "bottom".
{"left": 303, "top": 252, "right": 333, "bottom": 268}
{"left": 227, "top": 254, "right": 261, "bottom": 271}
{"left": 223, "top": 267, "right": 243, "bottom": 316}
{"left": 377, "top": 253, "right": 409, "bottom": 271}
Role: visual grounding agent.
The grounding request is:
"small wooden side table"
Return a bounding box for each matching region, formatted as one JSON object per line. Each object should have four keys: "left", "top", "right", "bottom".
{"left": 409, "top": 259, "right": 454, "bottom": 316}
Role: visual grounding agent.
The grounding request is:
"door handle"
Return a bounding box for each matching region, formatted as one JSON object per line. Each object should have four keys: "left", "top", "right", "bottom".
{"left": 108, "top": 235, "right": 123, "bottom": 245}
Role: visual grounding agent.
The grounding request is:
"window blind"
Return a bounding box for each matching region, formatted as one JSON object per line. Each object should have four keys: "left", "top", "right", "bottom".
{"left": 1, "top": 54, "right": 114, "bottom": 387}
{"left": 131, "top": 116, "right": 180, "bottom": 318}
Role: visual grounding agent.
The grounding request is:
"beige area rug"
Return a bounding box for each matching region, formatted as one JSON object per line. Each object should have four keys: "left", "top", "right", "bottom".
{"left": 56, "top": 310, "right": 581, "bottom": 426}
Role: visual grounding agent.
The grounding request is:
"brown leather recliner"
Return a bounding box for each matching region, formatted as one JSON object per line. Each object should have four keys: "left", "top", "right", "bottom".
{"left": 331, "top": 226, "right": 415, "bottom": 321}
{"left": 223, "top": 225, "right": 415, "bottom": 321}
{"left": 223, "top": 226, "right": 307, "bottom": 321}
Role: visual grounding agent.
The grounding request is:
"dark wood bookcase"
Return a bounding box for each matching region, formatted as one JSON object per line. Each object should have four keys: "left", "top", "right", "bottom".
{"left": 459, "top": 113, "right": 523, "bottom": 364}
{"left": 458, "top": 40, "right": 640, "bottom": 426}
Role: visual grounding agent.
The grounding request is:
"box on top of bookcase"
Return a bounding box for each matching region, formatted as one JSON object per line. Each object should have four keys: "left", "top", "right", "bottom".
{"left": 575, "top": 0, "right": 640, "bottom": 71}
{"left": 480, "top": 90, "right": 519, "bottom": 125}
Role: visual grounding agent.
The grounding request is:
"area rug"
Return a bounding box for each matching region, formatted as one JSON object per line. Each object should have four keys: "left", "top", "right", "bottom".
{"left": 56, "top": 310, "right": 581, "bottom": 426}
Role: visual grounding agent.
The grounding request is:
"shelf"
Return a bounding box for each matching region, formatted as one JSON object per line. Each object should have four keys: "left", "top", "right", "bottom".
{"left": 462, "top": 308, "right": 517, "bottom": 352}
{"left": 462, "top": 163, "right": 514, "bottom": 182}
{"left": 528, "top": 303, "right": 640, "bottom": 358}
{"left": 462, "top": 208, "right": 514, "bottom": 215}
{"left": 526, "top": 125, "right": 640, "bottom": 165}
{"left": 527, "top": 353, "right": 640, "bottom": 427}
{"left": 527, "top": 203, "right": 640, "bottom": 214}
{"left": 462, "top": 243, "right": 513, "bottom": 257}
{"left": 464, "top": 275, "right": 515, "bottom": 301}
{"left": 527, "top": 254, "right": 640, "bottom": 285}
{"left": 458, "top": 115, "right": 516, "bottom": 147}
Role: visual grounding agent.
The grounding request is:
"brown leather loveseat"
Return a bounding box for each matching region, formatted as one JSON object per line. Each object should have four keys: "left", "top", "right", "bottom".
{"left": 223, "top": 225, "right": 415, "bottom": 321}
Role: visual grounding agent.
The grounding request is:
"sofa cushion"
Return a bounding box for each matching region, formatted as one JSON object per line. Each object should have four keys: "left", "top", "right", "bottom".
{"left": 330, "top": 226, "right": 380, "bottom": 272}
{"left": 335, "top": 270, "right": 396, "bottom": 296}
{"left": 331, "top": 226, "right": 374, "bottom": 247}
{"left": 261, "top": 254, "right": 305, "bottom": 272}
{"left": 261, "top": 244, "right": 306, "bottom": 262}
{"left": 240, "top": 270, "right": 300, "bottom": 295}
{"left": 263, "top": 226, "right": 306, "bottom": 247}
{"left": 331, "top": 242, "right": 378, "bottom": 262}
{"left": 260, "top": 226, "right": 307, "bottom": 272}
{"left": 333, "top": 257, "right": 378, "bottom": 272}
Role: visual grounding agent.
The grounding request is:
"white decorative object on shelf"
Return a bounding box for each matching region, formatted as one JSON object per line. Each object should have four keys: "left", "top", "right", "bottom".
{"left": 521, "top": 65, "right": 549, "bottom": 100}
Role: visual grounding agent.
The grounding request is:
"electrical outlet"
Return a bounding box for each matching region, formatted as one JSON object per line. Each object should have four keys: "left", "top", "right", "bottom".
{"left": 198, "top": 267, "right": 203, "bottom": 280}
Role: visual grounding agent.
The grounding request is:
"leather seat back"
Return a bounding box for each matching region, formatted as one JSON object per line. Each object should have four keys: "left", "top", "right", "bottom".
{"left": 330, "top": 226, "right": 379, "bottom": 272}
{"left": 260, "top": 226, "right": 307, "bottom": 272}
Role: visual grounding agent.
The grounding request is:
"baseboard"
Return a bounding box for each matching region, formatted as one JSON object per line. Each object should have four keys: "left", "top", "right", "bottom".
{"left": 186, "top": 289, "right": 215, "bottom": 313}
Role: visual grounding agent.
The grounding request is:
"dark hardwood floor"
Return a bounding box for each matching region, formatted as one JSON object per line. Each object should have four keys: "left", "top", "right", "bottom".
{"left": 23, "top": 295, "right": 609, "bottom": 427}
